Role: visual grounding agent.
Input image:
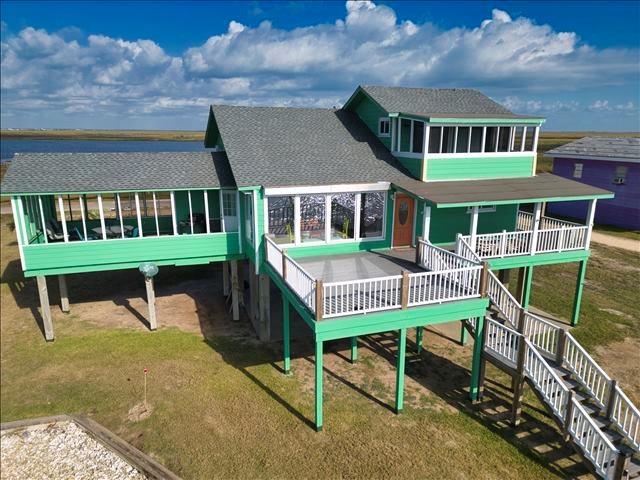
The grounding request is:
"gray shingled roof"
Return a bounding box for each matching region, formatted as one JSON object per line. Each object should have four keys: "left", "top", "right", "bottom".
{"left": 209, "top": 104, "right": 416, "bottom": 188}
{"left": 546, "top": 137, "right": 640, "bottom": 161}
{"left": 359, "top": 85, "right": 540, "bottom": 119}
{"left": 395, "top": 173, "right": 613, "bottom": 206}
{"left": 0, "top": 151, "right": 236, "bottom": 194}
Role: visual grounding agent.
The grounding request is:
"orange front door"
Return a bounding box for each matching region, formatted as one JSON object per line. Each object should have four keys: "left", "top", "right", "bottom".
{"left": 393, "top": 194, "right": 414, "bottom": 247}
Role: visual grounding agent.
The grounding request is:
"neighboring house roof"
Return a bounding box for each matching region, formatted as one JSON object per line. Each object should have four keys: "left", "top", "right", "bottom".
{"left": 0, "top": 151, "right": 236, "bottom": 195}
{"left": 353, "top": 85, "right": 542, "bottom": 120}
{"left": 395, "top": 173, "right": 613, "bottom": 207}
{"left": 546, "top": 137, "right": 640, "bottom": 162}
{"left": 208, "top": 104, "right": 416, "bottom": 188}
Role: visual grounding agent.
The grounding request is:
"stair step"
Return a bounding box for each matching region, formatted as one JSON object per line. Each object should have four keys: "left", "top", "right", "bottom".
{"left": 625, "top": 455, "right": 640, "bottom": 479}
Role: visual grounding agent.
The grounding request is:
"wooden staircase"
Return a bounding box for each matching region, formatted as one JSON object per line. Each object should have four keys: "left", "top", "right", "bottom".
{"left": 464, "top": 270, "right": 640, "bottom": 479}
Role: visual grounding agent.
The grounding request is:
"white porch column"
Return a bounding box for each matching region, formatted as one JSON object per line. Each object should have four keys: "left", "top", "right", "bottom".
{"left": 584, "top": 199, "right": 597, "bottom": 250}
{"left": 423, "top": 206, "right": 431, "bottom": 242}
{"left": 530, "top": 202, "right": 542, "bottom": 255}
{"left": 145, "top": 276, "right": 157, "bottom": 330}
{"left": 469, "top": 206, "right": 479, "bottom": 251}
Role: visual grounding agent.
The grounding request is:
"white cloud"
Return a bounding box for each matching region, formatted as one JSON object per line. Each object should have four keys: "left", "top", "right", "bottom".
{"left": 1, "top": 1, "right": 638, "bottom": 130}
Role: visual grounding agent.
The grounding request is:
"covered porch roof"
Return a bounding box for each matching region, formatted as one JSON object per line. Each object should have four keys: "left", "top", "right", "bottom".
{"left": 0, "top": 151, "right": 236, "bottom": 195}
{"left": 393, "top": 173, "right": 614, "bottom": 208}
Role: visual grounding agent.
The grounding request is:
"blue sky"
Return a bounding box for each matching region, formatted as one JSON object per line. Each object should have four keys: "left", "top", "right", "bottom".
{"left": 1, "top": 0, "right": 639, "bottom": 131}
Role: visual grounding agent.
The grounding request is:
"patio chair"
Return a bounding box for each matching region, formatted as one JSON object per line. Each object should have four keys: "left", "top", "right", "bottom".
{"left": 45, "top": 218, "right": 65, "bottom": 242}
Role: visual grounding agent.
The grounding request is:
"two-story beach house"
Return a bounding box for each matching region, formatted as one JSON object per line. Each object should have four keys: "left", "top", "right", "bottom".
{"left": 3, "top": 86, "right": 638, "bottom": 478}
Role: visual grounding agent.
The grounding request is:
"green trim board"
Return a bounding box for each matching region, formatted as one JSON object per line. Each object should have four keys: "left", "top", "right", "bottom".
{"left": 428, "top": 117, "right": 544, "bottom": 125}
{"left": 488, "top": 249, "right": 590, "bottom": 270}
{"left": 22, "top": 233, "right": 242, "bottom": 277}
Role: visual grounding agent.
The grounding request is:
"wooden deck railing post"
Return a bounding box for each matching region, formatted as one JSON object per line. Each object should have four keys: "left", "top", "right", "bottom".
{"left": 605, "top": 379, "right": 618, "bottom": 420}
{"left": 613, "top": 449, "right": 631, "bottom": 480}
{"left": 555, "top": 328, "right": 566, "bottom": 366}
{"left": 401, "top": 271, "right": 410, "bottom": 310}
{"left": 511, "top": 337, "right": 528, "bottom": 427}
{"left": 479, "top": 262, "right": 489, "bottom": 298}
{"left": 315, "top": 279, "right": 324, "bottom": 321}
{"left": 562, "top": 390, "right": 576, "bottom": 442}
{"left": 282, "top": 249, "right": 288, "bottom": 280}
{"left": 415, "top": 237, "right": 423, "bottom": 265}
{"left": 517, "top": 307, "right": 526, "bottom": 333}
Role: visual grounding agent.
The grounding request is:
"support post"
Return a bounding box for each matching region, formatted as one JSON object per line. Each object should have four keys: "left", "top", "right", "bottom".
{"left": 521, "top": 266, "right": 533, "bottom": 308}
{"left": 530, "top": 202, "right": 542, "bottom": 255}
{"left": 415, "top": 236, "right": 423, "bottom": 265}
{"left": 555, "top": 328, "right": 566, "bottom": 366}
{"left": 230, "top": 260, "right": 240, "bottom": 321}
{"left": 584, "top": 199, "right": 597, "bottom": 250}
{"left": 571, "top": 260, "right": 587, "bottom": 326}
{"left": 469, "top": 316, "right": 485, "bottom": 401}
{"left": 350, "top": 337, "right": 358, "bottom": 364}
{"left": 315, "top": 279, "right": 324, "bottom": 321}
{"left": 515, "top": 267, "right": 526, "bottom": 304}
{"left": 469, "top": 205, "right": 479, "bottom": 251}
{"left": 563, "top": 390, "right": 576, "bottom": 442}
{"left": 395, "top": 328, "right": 407, "bottom": 414}
{"left": 283, "top": 295, "right": 291, "bottom": 375}
{"left": 511, "top": 337, "right": 528, "bottom": 426}
{"left": 416, "top": 326, "right": 424, "bottom": 353}
{"left": 605, "top": 380, "right": 618, "bottom": 420}
{"left": 401, "top": 270, "right": 410, "bottom": 309}
{"left": 459, "top": 321, "right": 468, "bottom": 346}
{"left": 315, "top": 339, "right": 323, "bottom": 432}
{"left": 613, "top": 451, "right": 631, "bottom": 480}
{"left": 479, "top": 262, "right": 489, "bottom": 298}
{"left": 58, "top": 274, "right": 70, "bottom": 313}
{"left": 144, "top": 277, "right": 157, "bottom": 331}
{"left": 258, "top": 274, "right": 271, "bottom": 341}
{"left": 36, "top": 276, "right": 54, "bottom": 341}
{"left": 222, "top": 261, "right": 230, "bottom": 297}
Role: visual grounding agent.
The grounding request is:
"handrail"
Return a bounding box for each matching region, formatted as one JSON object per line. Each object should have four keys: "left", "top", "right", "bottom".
{"left": 610, "top": 385, "right": 640, "bottom": 450}
{"left": 408, "top": 266, "right": 482, "bottom": 306}
{"left": 485, "top": 318, "right": 521, "bottom": 365}
{"left": 323, "top": 275, "right": 402, "bottom": 318}
{"left": 455, "top": 234, "right": 482, "bottom": 264}
{"left": 486, "top": 271, "right": 520, "bottom": 330}
{"left": 523, "top": 338, "right": 570, "bottom": 419}
{"left": 418, "top": 239, "right": 479, "bottom": 270}
{"left": 522, "top": 311, "right": 561, "bottom": 360}
{"left": 564, "top": 332, "right": 612, "bottom": 409}
{"left": 568, "top": 398, "right": 619, "bottom": 479}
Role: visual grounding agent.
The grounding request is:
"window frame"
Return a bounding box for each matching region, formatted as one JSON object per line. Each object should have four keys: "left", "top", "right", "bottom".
{"left": 378, "top": 117, "right": 390, "bottom": 137}
{"left": 423, "top": 124, "right": 540, "bottom": 156}
{"left": 573, "top": 163, "right": 584, "bottom": 179}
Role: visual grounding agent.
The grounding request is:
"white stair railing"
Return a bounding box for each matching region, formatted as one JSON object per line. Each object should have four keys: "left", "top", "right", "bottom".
{"left": 610, "top": 385, "right": 640, "bottom": 450}
{"left": 564, "top": 333, "right": 612, "bottom": 409}
{"left": 522, "top": 311, "right": 561, "bottom": 360}
{"left": 485, "top": 318, "right": 520, "bottom": 365}
{"left": 486, "top": 271, "right": 520, "bottom": 329}
{"left": 523, "top": 339, "right": 570, "bottom": 419}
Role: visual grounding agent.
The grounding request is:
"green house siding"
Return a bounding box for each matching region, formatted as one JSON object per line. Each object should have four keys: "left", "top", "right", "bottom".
{"left": 425, "top": 155, "right": 535, "bottom": 181}
{"left": 22, "top": 233, "right": 241, "bottom": 277}
{"left": 348, "top": 92, "right": 391, "bottom": 149}
{"left": 428, "top": 203, "right": 518, "bottom": 245}
{"left": 394, "top": 154, "right": 422, "bottom": 180}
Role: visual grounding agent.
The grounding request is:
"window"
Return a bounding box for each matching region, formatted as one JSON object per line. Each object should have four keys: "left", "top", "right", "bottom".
{"left": 442, "top": 126, "right": 456, "bottom": 153}
{"left": 573, "top": 163, "right": 583, "bottom": 179}
{"left": 412, "top": 121, "right": 424, "bottom": 153}
{"left": 360, "top": 192, "right": 384, "bottom": 238}
{"left": 513, "top": 126, "right": 524, "bottom": 151}
{"left": 456, "top": 127, "right": 470, "bottom": 153}
{"left": 300, "top": 195, "right": 325, "bottom": 243}
{"left": 330, "top": 193, "right": 355, "bottom": 240}
{"left": 497, "top": 127, "right": 511, "bottom": 152}
{"left": 428, "top": 126, "right": 442, "bottom": 153}
{"left": 613, "top": 165, "right": 628, "bottom": 184}
{"left": 221, "top": 190, "right": 238, "bottom": 232}
{"left": 524, "top": 127, "right": 535, "bottom": 151}
{"left": 470, "top": 127, "right": 483, "bottom": 152}
{"left": 244, "top": 192, "right": 254, "bottom": 245}
{"left": 267, "top": 196, "right": 294, "bottom": 244}
{"left": 484, "top": 127, "right": 498, "bottom": 152}
{"left": 467, "top": 205, "right": 497, "bottom": 214}
{"left": 378, "top": 118, "right": 390, "bottom": 137}
{"left": 400, "top": 118, "right": 412, "bottom": 152}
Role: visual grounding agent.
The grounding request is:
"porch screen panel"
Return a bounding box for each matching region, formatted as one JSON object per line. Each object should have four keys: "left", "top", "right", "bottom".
{"left": 441, "top": 127, "right": 455, "bottom": 153}
{"left": 470, "top": 127, "right": 483, "bottom": 152}
{"left": 412, "top": 121, "right": 424, "bottom": 153}
{"left": 221, "top": 191, "right": 239, "bottom": 232}
{"left": 331, "top": 193, "right": 355, "bottom": 240}
{"left": 428, "top": 127, "right": 442, "bottom": 153}
{"left": 524, "top": 128, "right": 535, "bottom": 151}
{"left": 400, "top": 119, "right": 412, "bottom": 152}
{"left": 497, "top": 127, "right": 511, "bottom": 152}
{"left": 513, "top": 127, "right": 524, "bottom": 151}
{"left": 359, "top": 192, "right": 384, "bottom": 238}
{"left": 456, "top": 127, "right": 470, "bottom": 153}
{"left": 300, "top": 195, "right": 326, "bottom": 243}
{"left": 267, "top": 196, "right": 294, "bottom": 244}
{"left": 485, "top": 127, "right": 498, "bottom": 152}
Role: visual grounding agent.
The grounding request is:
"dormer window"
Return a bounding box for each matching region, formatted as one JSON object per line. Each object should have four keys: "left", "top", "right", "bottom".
{"left": 378, "top": 118, "right": 390, "bottom": 137}
{"left": 426, "top": 125, "right": 539, "bottom": 155}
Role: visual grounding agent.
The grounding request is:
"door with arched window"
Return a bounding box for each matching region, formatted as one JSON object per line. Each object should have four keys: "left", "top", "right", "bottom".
{"left": 392, "top": 194, "right": 414, "bottom": 247}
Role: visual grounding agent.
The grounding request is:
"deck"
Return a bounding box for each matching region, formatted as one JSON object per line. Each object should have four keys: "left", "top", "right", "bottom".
{"left": 265, "top": 237, "right": 486, "bottom": 320}
{"left": 296, "top": 249, "right": 421, "bottom": 283}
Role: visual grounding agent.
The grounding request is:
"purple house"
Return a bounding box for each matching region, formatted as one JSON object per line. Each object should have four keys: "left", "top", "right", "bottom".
{"left": 546, "top": 137, "right": 639, "bottom": 230}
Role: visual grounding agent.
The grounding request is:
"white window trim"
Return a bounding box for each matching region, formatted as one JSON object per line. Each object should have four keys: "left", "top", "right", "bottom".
{"left": 466, "top": 205, "right": 497, "bottom": 214}
{"left": 378, "top": 117, "right": 390, "bottom": 137}
{"left": 425, "top": 124, "right": 540, "bottom": 156}
{"left": 264, "top": 190, "right": 388, "bottom": 247}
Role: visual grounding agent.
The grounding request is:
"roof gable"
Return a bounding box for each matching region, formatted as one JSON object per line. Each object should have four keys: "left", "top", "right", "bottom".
{"left": 209, "top": 104, "right": 415, "bottom": 188}
{"left": 357, "top": 85, "right": 540, "bottom": 120}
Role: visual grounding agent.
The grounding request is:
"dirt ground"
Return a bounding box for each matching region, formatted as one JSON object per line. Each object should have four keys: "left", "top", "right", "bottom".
{"left": 591, "top": 231, "right": 640, "bottom": 253}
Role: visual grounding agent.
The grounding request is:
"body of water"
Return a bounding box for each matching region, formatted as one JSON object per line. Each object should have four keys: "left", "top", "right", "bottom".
{"left": 1, "top": 139, "right": 204, "bottom": 161}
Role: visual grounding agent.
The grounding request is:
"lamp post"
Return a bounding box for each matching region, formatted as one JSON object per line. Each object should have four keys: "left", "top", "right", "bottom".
{"left": 139, "top": 263, "right": 159, "bottom": 330}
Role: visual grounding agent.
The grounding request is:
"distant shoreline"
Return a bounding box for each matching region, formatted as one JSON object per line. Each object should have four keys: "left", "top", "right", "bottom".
{"left": 0, "top": 130, "right": 204, "bottom": 141}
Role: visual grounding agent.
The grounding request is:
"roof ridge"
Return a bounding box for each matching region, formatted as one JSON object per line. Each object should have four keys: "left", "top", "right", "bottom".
{"left": 210, "top": 104, "right": 336, "bottom": 111}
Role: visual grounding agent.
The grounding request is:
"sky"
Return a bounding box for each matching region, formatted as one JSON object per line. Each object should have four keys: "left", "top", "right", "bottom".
{"left": 1, "top": 0, "right": 639, "bottom": 132}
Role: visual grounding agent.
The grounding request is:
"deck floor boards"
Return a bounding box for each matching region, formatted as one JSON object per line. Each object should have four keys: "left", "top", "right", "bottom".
{"left": 296, "top": 249, "right": 422, "bottom": 283}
